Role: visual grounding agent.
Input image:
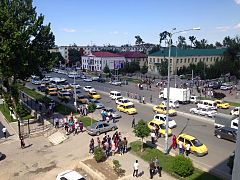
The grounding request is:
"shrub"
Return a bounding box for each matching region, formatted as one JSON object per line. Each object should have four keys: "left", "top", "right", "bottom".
{"left": 94, "top": 147, "right": 106, "bottom": 162}
{"left": 88, "top": 102, "right": 96, "bottom": 113}
{"left": 172, "top": 155, "right": 194, "bottom": 177}
{"left": 113, "top": 160, "right": 126, "bottom": 177}
{"left": 213, "top": 92, "right": 226, "bottom": 99}
{"left": 16, "top": 104, "right": 30, "bottom": 118}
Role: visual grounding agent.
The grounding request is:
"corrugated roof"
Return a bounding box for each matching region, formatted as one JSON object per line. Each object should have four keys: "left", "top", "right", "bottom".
{"left": 92, "top": 51, "right": 123, "bottom": 57}
{"left": 118, "top": 51, "right": 147, "bottom": 58}
{"left": 149, "top": 47, "right": 226, "bottom": 57}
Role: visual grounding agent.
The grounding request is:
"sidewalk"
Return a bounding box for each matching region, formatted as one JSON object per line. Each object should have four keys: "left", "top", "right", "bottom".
{"left": 108, "top": 152, "right": 176, "bottom": 180}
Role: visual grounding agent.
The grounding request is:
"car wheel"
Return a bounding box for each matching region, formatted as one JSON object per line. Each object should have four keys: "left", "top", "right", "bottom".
{"left": 96, "top": 131, "right": 100, "bottom": 136}
{"left": 216, "top": 134, "right": 221, "bottom": 139}
{"left": 193, "top": 151, "right": 198, "bottom": 156}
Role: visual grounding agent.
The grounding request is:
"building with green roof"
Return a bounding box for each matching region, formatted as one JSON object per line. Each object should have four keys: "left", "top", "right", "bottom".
{"left": 148, "top": 47, "right": 226, "bottom": 75}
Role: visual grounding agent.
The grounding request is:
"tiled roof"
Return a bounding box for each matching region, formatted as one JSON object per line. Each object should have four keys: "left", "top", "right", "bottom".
{"left": 149, "top": 47, "right": 226, "bottom": 57}
{"left": 118, "top": 51, "right": 147, "bottom": 58}
{"left": 92, "top": 51, "right": 123, "bottom": 57}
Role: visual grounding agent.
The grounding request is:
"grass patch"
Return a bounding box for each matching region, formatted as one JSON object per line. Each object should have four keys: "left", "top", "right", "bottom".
{"left": 19, "top": 85, "right": 51, "bottom": 104}
{"left": 78, "top": 116, "right": 97, "bottom": 127}
{"left": 130, "top": 141, "right": 221, "bottom": 180}
{"left": 55, "top": 103, "right": 76, "bottom": 115}
{"left": 22, "top": 114, "right": 34, "bottom": 120}
{"left": 0, "top": 104, "right": 17, "bottom": 122}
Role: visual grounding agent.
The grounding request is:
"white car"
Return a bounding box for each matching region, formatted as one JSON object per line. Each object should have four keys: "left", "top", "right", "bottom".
{"left": 83, "top": 86, "right": 95, "bottom": 92}
{"left": 92, "top": 76, "right": 99, "bottom": 81}
{"left": 161, "top": 100, "right": 179, "bottom": 108}
{"left": 230, "top": 107, "right": 240, "bottom": 116}
{"left": 56, "top": 170, "right": 86, "bottom": 180}
{"left": 198, "top": 108, "right": 217, "bottom": 117}
{"left": 190, "top": 107, "right": 202, "bottom": 114}
{"left": 83, "top": 78, "right": 93, "bottom": 82}
{"left": 190, "top": 96, "right": 198, "bottom": 104}
{"left": 220, "top": 83, "right": 232, "bottom": 90}
{"left": 153, "top": 114, "right": 177, "bottom": 128}
{"left": 110, "top": 81, "right": 122, "bottom": 86}
{"left": 116, "top": 98, "right": 133, "bottom": 105}
{"left": 70, "top": 83, "right": 81, "bottom": 89}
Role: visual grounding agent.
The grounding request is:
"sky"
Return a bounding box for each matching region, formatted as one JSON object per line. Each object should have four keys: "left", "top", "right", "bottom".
{"left": 33, "top": 0, "right": 240, "bottom": 46}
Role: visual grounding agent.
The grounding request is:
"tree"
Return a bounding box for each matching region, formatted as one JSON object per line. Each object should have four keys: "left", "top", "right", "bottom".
{"left": 177, "top": 36, "right": 186, "bottom": 48}
{"left": 189, "top": 36, "right": 196, "bottom": 48}
{"left": 135, "top": 35, "right": 144, "bottom": 45}
{"left": 68, "top": 48, "right": 81, "bottom": 66}
{"left": 50, "top": 52, "right": 64, "bottom": 68}
{"left": 103, "top": 64, "right": 110, "bottom": 74}
{"left": 159, "top": 31, "right": 170, "bottom": 47}
{"left": 140, "top": 62, "right": 148, "bottom": 74}
{"left": 133, "top": 119, "right": 151, "bottom": 152}
{"left": 158, "top": 60, "right": 168, "bottom": 76}
{"left": 0, "top": 0, "right": 55, "bottom": 108}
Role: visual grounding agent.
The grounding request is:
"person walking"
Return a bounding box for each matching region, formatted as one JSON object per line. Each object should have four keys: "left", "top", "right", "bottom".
{"left": 54, "top": 116, "right": 59, "bottom": 128}
{"left": 151, "top": 130, "right": 156, "bottom": 144}
{"left": 149, "top": 160, "right": 155, "bottom": 179}
{"left": 123, "top": 137, "right": 128, "bottom": 154}
{"left": 79, "top": 121, "right": 83, "bottom": 132}
{"left": 131, "top": 115, "right": 135, "bottom": 128}
{"left": 185, "top": 141, "right": 191, "bottom": 157}
{"left": 142, "top": 96, "right": 145, "bottom": 104}
{"left": 2, "top": 126, "right": 7, "bottom": 138}
{"left": 154, "top": 158, "right": 161, "bottom": 177}
{"left": 178, "top": 138, "right": 184, "bottom": 155}
{"left": 172, "top": 135, "right": 177, "bottom": 150}
{"left": 20, "top": 136, "right": 25, "bottom": 149}
{"left": 133, "top": 160, "right": 139, "bottom": 177}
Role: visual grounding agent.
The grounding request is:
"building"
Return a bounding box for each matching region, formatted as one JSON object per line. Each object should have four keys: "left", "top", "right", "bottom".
{"left": 118, "top": 51, "right": 148, "bottom": 68}
{"left": 81, "top": 52, "right": 125, "bottom": 72}
{"left": 148, "top": 47, "right": 226, "bottom": 75}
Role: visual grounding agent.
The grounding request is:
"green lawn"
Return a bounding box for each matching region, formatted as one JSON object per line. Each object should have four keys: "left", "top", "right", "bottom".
{"left": 78, "top": 116, "right": 96, "bottom": 127}
{"left": 130, "top": 141, "right": 221, "bottom": 180}
{"left": 0, "top": 104, "right": 17, "bottom": 122}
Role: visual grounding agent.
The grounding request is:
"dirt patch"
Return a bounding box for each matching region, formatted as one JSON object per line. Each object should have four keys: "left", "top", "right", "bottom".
{"left": 83, "top": 158, "right": 118, "bottom": 180}
{"left": 28, "top": 163, "right": 57, "bottom": 174}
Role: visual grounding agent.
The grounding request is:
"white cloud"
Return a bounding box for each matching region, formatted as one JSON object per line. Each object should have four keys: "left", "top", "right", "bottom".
{"left": 234, "top": 23, "right": 240, "bottom": 30}
{"left": 110, "top": 31, "right": 119, "bottom": 35}
{"left": 216, "top": 26, "right": 230, "bottom": 32}
{"left": 234, "top": 0, "right": 240, "bottom": 5}
{"left": 62, "top": 28, "right": 77, "bottom": 33}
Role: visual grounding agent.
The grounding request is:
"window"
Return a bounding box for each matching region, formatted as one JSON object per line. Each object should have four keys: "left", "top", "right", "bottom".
{"left": 180, "top": 59, "right": 182, "bottom": 63}
{"left": 184, "top": 58, "right": 186, "bottom": 63}
{"left": 176, "top": 59, "right": 179, "bottom": 63}
{"left": 188, "top": 58, "right": 190, "bottom": 63}
{"left": 195, "top": 58, "right": 197, "bottom": 62}
{"left": 233, "top": 122, "right": 238, "bottom": 128}
{"left": 97, "top": 124, "right": 103, "bottom": 129}
{"left": 206, "top": 58, "right": 208, "bottom": 62}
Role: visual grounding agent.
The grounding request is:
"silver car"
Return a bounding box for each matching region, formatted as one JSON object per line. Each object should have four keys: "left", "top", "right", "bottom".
{"left": 86, "top": 121, "right": 118, "bottom": 136}
{"left": 105, "top": 107, "right": 121, "bottom": 119}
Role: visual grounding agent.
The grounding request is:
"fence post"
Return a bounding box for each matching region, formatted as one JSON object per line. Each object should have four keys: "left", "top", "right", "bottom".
{"left": 28, "top": 119, "right": 30, "bottom": 134}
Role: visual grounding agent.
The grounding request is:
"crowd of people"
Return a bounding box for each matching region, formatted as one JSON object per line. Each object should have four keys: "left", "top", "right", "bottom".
{"left": 89, "top": 131, "right": 128, "bottom": 157}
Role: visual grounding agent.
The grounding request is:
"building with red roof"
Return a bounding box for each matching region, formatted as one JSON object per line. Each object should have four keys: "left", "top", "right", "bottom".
{"left": 82, "top": 51, "right": 125, "bottom": 72}
{"left": 118, "top": 51, "right": 148, "bottom": 68}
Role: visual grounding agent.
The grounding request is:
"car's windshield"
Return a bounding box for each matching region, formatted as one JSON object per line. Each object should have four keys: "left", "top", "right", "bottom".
{"left": 191, "top": 139, "right": 203, "bottom": 147}
{"left": 159, "top": 124, "right": 166, "bottom": 129}
{"left": 126, "top": 105, "right": 134, "bottom": 109}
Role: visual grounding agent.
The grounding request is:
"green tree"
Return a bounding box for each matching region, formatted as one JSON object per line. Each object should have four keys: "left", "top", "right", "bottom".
{"left": 0, "top": 0, "right": 55, "bottom": 107}
{"left": 50, "top": 52, "right": 64, "bottom": 68}
{"left": 133, "top": 119, "right": 151, "bottom": 152}
{"left": 177, "top": 36, "right": 186, "bottom": 48}
{"left": 103, "top": 64, "right": 110, "bottom": 74}
{"left": 140, "top": 62, "right": 148, "bottom": 74}
{"left": 68, "top": 48, "right": 81, "bottom": 66}
{"left": 189, "top": 36, "right": 196, "bottom": 48}
{"left": 158, "top": 60, "right": 168, "bottom": 76}
{"left": 159, "top": 31, "right": 170, "bottom": 47}
{"left": 135, "top": 35, "right": 144, "bottom": 45}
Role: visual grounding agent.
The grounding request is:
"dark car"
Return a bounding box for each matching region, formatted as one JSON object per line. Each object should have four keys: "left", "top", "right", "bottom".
{"left": 214, "top": 127, "right": 237, "bottom": 142}
{"left": 97, "top": 78, "right": 106, "bottom": 83}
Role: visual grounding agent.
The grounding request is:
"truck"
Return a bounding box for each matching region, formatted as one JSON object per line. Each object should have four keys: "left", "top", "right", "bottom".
{"left": 161, "top": 87, "right": 190, "bottom": 104}
{"left": 214, "top": 113, "right": 239, "bottom": 130}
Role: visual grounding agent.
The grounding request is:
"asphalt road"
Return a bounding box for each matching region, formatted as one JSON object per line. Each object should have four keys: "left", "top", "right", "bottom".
{"left": 25, "top": 72, "right": 236, "bottom": 177}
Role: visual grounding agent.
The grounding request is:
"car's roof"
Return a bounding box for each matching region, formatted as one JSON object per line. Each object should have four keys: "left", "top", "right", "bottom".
{"left": 149, "top": 119, "right": 163, "bottom": 125}
{"left": 154, "top": 114, "right": 166, "bottom": 117}
{"left": 58, "top": 170, "right": 84, "bottom": 179}
{"left": 178, "top": 133, "right": 196, "bottom": 140}
{"left": 85, "top": 86, "right": 92, "bottom": 88}
{"left": 110, "top": 90, "right": 121, "bottom": 93}
{"left": 217, "top": 127, "right": 237, "bottom": 132}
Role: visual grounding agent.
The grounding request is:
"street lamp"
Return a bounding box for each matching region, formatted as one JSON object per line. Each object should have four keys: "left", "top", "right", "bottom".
{"left": 73, "top": 75, "right": 77, "bottom": 110}
{"left": 164, "top": 27, "right": 200, "bottom": 154}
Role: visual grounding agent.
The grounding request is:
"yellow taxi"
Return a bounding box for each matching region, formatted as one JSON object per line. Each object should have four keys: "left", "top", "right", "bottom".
{"left": 214, "top": 100, "right": 230, "bottom": 109}
{"left": 153, "top": 104, "right": 177, "bottom": 116}
{"left": 58, "top": 91, "right": 72, "bottom": 101}
{"left": 177, "top": 134, "right": 208, "bottom": 157}
{"left": 77, "top": 95, "right": 88, "bottom": 104}
{"left": 47, "top": 85, "right": 58, "bottom": 96}
{"left": 147, "top": 119, "right": 172, "bottom": 137}
{"left": 117, "top": 103, "right": 137, "bottom": 115}
{"left": 88, "top": 91, "right": 101, "bottom": 99}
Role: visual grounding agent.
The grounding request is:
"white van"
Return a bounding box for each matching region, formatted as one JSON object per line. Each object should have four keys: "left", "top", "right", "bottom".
{"left": 109, "top": 91, "right": 122, "bottom": 100}
{"left": 197, "top": 100, "right": 217, "bottom": 110}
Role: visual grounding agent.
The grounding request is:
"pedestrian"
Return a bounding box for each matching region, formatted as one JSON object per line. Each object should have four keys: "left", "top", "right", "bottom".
{"left": 111, "top": 139, "right": 116, "bottom": 156}
{"left": 75, "top": 122, "right": 79, "bottom": 135}
{"left": 149, "top": 160, "right": 155, "bottom": 179}
{"left": 172, "top": 135, "right": 177, "bottom": 150}
{"left": 123, "top": 137, "right": 128, "bottom": 154}
{"left": 54, "top": 116, "right": 59, "bottom": 128}
{"left": 154, "top": 158, "right": 161, "bottom": 177}
{"left": 89, "top": 138, "right": 94, "bottom": 154}
{"left": 118, "top": 139, "right": 124, "bottom": 155}
{"left": 79, "top": 120, "right": 83, "bottom": 132}
{"left": 20, "top": 136, "right": 25, "bottom": 149}
{"left": 97, "top": 137, "right": 101, "bottom": 147}
{"left": 178, "top": 138, "right": 184, "bottom": 155}
{"left": 142, "top": 96, "right": 145, "bottom": 104}
{"left": 133, "top": 160, "right": 139, "bottom": 177}
{"left": 131, "top": 115, "right": 135, "bottom": 128}
{"left": 185, "top": 141, "right": 191, "bottom": 157}
{"left": 2, "top": 126, "right": 7, "bottom": 138}
{"left": 151, "top": 130, "right": 156, "bottom": 144}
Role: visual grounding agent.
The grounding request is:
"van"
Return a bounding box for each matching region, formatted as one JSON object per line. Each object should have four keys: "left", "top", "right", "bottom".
{"left": 109, "top": 91, "right": 122, "bottom": 100}
{"left": 197, "top": 100, "right": 217, "bottom": 110}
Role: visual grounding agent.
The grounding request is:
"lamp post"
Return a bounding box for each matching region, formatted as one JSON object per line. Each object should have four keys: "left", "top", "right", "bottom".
{"left": 164, "top": 27, "right": 200, "bottom": 154}
{"left": 73, "top": 75, "right": 77, "bottom": 111}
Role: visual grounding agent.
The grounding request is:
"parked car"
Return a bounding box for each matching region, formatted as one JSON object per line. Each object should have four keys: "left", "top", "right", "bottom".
{"left": 56, "top": 170, "right": 86, "bottom": 180}
{"left": 117, "top": 103, "right": 137, "bottom": 115}
{"left": 177, "top": 134, "right": 208, "bottom": 157}
{"left": 214, "top": 127, "right": 237, "bottom": 142}
{"left": 83, "top": 86, "right": 95, "bottom": 92}
{"left": 220, "top": 83, "right": 232, "bottom": 90}
{"left": 83, "top": 78, "right": 93, "bottom": 82}
{"left": 198, "top": 108, "right": 217, "bottom": 117}
{"left": 148, "top": 120, "right": 172, "bottom": 137}
{"left": 152, "top": 114, "right": 177, "bottom": 128}
{"left": 70, "top": 83, "right": 81, "bottom": 89}
{"left": 105, "top": 107, "right": 121, "bottom": 119}
{"left": 161, "top": 100, "right": 179, "bottom": 108}
{"left": 92, "top": 76, "right": 100, "bottom": 81}
{"left": 97, "top": 78, "right": 106, "bottom": 83}
{"left": 88, "top": 91, "right": 101, "bottom": 99}
{"left": 190, "top": 96, "right": 198, "bottom": 104}
{"left": 230, "top": 107, "right": 240, "bottom": 116}
{"left": 77, "top": 95, "right": 89, "bottom": 104}
{"left": 116, "top": 98, "right": 133, "bottom": 106}
{"left": 88, "top": 99, "right": 104, "bottom": 109}
{"left": 109, "top": 80, "right": 122, "bottom": 86}
{"left": 86, "top": 121, "right": 118, "bottom": 136}
{"left": 153, "top": 104, "right": 177, "bottom": 116}
{"left": 58, "top": 91, "right": 72, "bottom": 101}
{"left": 215, "top": 100, "right": 230, "bottom": 109}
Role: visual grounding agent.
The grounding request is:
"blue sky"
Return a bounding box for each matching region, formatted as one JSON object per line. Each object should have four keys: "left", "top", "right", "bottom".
{"left": 33, "top": 0, "right": 240, "bottom": 46}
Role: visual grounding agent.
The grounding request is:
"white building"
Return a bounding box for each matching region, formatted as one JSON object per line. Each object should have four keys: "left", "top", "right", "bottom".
{"left": 82, "top": 52, "right": 125, "bottom": 72}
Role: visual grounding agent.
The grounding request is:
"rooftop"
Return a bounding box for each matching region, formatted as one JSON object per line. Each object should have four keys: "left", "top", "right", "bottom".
{"left": 118, "top": 51, "right": 147, "bottom": 58}
{"left": 92, "top": 51, "right": 123, "bottom": 57}
{"left": 149, "top": 47, "right": 226, "bottom": 57}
